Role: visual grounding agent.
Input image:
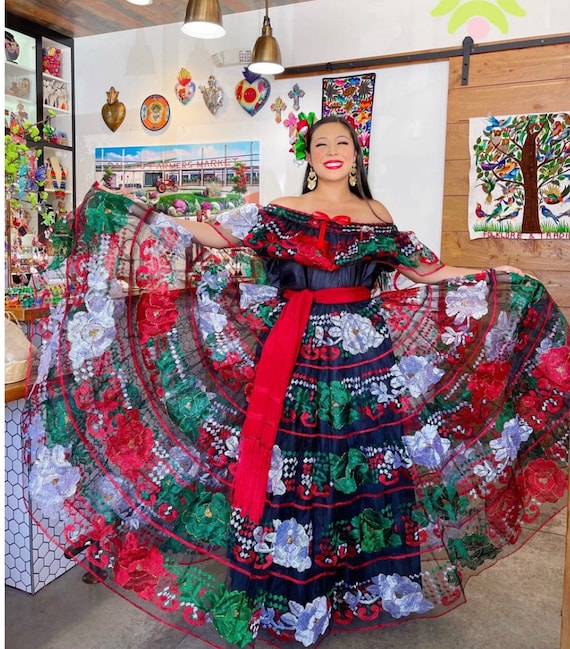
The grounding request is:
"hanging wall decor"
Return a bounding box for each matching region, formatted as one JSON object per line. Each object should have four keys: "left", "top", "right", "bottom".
{"left": 101, "top": 86, "right": 126, "bottom": 132}
{"left": 288, "top": 83, "right": 305, "bottom": 111}
{"left": 199, "top": 75, "right": 224, "bottom": 115}
{"left": 468, "top": 111, "right": 570, "bottom": 240}
{"left": 322, "top": 73, "right": 376, "bottom": 170}
{"left": 140, "top": 94, "right": 170, "bottom": 131}
{"left": 175, "top": 68, "right": 196, "bottom": 105}
{"left": 270, "top": 96, "right": 286, "bottom": 123}
{"left": 235, "top": 68, "right": 270, "bottom": 117}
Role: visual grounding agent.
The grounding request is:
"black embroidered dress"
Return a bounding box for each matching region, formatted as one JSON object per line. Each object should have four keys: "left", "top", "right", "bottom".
{"left": 24, "top": 189, "right": 569, "bottom": 648}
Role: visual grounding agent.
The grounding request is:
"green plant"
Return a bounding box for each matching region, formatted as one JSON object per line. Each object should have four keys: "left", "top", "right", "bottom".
{"left": 4, "top": 110, "right": 56, "bottom": 227}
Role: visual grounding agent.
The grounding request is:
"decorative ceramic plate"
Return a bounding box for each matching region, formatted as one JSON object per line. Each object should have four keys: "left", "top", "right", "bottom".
{"left": 140, "top": 94, "right": 170, "bottom": 131}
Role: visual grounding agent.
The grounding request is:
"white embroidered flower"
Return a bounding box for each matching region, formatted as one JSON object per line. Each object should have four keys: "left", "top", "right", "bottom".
{"left": 239, "top": 283, "right": 278, "bottom": 309}
{"left": 329, "top": 312, "right": 385, "bottom": 356}
{"left": 485, "top": 311, "right": 516, "bottom": 361}
{"left": 196, "top": 293, "right": 228, "bottom": 337}
{"left": 224, "top": 434, "right": 239, "bottom": 460}
{"left": 29, "top": 445, "right": 81, "bottom": 519}
{"left": 370, "top": 380, "right": 392, "bottom": 404}
{"left": 390, "top": 355, "right": 444, "bottom": 398}
{"left": 445, "top": 280, "right": 489, "bottom": 325}
{"left": 267, "top": 445, "right": 286, "bottom": 496}
{"left": 281, "top": 596, "right": 330, "bottom": 647}
{"left": 490, "top": 416, "right": 533, "bottom": 467}
{"left": 36, "top": 299, "right": 67, "bottom": 382}
{"left": 368, "top": 573, "right": 433, "bottom": 619}
{"left": 67, "top": 297, "right": 116, "bottom": 370}
{"left": 197, "top": 269, "right": 229, "bottom": 296}
{"left": 253, "top": 525, "right": 274, "bottom": 555}
{"left": 267, "top": 518, "right": 312, "bottom": 572}
{"left": 403, "top": 424, "right": 451, "bottom": 469}
{"left": 473, "top": 458, "right": 500, "bottom": 483}
{"left": 441, "top": 325, "right": 468, "bottom": 348}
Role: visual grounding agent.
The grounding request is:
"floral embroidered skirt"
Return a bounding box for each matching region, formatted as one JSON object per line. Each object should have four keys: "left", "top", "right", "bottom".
{"left": 24, "top": 189, "right": 569, "bottom": 647}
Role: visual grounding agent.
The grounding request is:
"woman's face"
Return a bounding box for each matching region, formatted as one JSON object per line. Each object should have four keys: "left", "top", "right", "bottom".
{"left": 306, "top": 122, "right": 356, "bottom": 181}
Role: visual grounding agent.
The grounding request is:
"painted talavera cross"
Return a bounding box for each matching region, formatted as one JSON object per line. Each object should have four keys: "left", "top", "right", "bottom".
{"left": 288, "top": 83, "right": 305, "bottom": 111}
{"left": 271, "top": 96, "right": 287, "bottom": 123}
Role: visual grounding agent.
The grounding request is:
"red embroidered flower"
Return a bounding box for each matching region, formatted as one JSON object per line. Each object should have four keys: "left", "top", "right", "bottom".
{"left": 486, "top": 485, "right": 522, "bottom": 543}
{"left": 444, "top": 402, "right": 490, "bottom": 440}
{"left": 467, "top": 360, "right": 509, "bottom": 401}
{"left": 532, "top": 345, "right": 570, "bottom": 393}
{"left": 74, "top": 382, "right": 95, "bottom": 411}
{"left": 520, "top": 458, "right": 567, "bottom": 504}
{"left": 136, "top": 240, "right": 173, "bottom": 286}
{"left": 105, "top": 410, "right": 154, "bottom": 479}
{"left": 290, "top": 233, "right": 337, "bottom": 270}
{"left": 99, "top": 379, "right": 124, "bottom": 415}
{"left": 137, "top": 288, "right": 180, "bottom": 344}
{"left": 522, "top": 306, "right": 539, "bottom": 329}
{"left": 114, "top": 532, "right": 166, "bottom": 601}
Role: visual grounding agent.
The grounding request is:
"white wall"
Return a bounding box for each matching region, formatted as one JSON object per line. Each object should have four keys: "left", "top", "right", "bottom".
{"left": 74, "top": 0, "right": 570, "bottom": 255}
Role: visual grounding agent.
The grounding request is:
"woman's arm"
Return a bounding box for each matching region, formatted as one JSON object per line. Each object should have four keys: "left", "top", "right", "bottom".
{"left": 398, "top": 263, "right": 532, "bottom": 284}
{"left": 116, "top": 187, "right": 242, "bottom": 249}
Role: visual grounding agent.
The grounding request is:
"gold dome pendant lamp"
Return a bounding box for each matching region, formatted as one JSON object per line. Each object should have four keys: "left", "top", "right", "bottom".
{"left": 248, "top": 0, "right": 284, "bottom": 75}
{"left": 182, "top": 0, "right": 226, "bottom": 39}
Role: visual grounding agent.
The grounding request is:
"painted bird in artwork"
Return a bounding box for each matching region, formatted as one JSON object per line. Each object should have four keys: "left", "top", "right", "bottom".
{"left": 495, "top": 159, "right": 518, "bottom": 181}
{"left": 475, "top": 202, "right": 502, "bottom": 222}
{"left": 542, "top": 183, "right": 570, "bottom": 205}
{"left": 497, "top": 209, "right": 520, "bottom": 222}
{"left": 540, "top": 205, "right": 570, "bottom": 223}
{"left": 476, "top": 179, "right": 496, "bottom": 203}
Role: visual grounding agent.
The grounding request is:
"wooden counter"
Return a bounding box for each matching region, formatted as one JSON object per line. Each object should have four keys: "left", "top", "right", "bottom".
{"left": 5, "top": 305, "right": 49, "bottom": 321}
{"left": 5, "top": 377, "right": 33, "bottom": 403}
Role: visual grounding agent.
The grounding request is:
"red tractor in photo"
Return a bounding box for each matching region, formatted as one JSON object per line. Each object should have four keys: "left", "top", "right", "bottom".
{"left": 155, "top": 175, "right": 179, "bottom": 193}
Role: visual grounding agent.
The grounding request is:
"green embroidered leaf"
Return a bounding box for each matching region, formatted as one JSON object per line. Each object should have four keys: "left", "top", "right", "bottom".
{"left": 448, "top": 533, "right": 500, "bottom": 570}
{"left": 210, "top": 589, "right": 254, "bottom": 648}
{"left": 349, "top": 508, "right": 402, "bottom": 553}
{"left": 84, "top": 191, "right": 130, "bottom": 241}
{"left": 181, "top": 483, "right": 230, "bottom": 547}
{"left": 330, "top": 448, "right": 370, "bottom": 494}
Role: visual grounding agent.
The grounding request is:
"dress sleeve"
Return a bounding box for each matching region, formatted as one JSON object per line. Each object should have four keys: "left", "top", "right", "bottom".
{"left": 213, "top": 204, "right": 260, "bottom": 241}
{"left": 389, "top": 229, "right": 446, "bottom": 279}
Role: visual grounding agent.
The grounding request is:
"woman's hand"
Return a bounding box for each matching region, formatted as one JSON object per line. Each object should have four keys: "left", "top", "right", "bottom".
{"left": 494, "top": 265, "right": 539, "bottom": 280}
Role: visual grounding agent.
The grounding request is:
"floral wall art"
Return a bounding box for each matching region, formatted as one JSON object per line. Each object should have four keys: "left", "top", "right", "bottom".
{"left": 468, "top": 111, "right": 570, "bottom": 240}
{"left": 321, "top": 74, "right": 376, "bottom": 170}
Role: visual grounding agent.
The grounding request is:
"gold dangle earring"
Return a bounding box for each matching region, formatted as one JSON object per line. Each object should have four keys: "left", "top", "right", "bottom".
{"left": 349, "top": 162, "right": 357, "bottom": 188}
{"left": 307, "top": 166, "right": 318, "bottom": 191}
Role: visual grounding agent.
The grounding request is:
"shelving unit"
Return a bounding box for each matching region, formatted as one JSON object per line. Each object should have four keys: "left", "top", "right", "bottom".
{"left": 5, "top": 15, "right": 77, "bottom": 594}
{"left": 5, "top": 15, "right": 75, "bottom": 286}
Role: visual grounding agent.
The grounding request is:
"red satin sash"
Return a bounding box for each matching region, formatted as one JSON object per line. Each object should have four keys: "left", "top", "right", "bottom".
{"left": 231, "top": 285, "right": 371, "bottom": 522}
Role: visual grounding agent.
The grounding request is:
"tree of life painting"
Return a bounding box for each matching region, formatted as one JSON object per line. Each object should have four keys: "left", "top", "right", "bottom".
{"left": 468, "top": 111, "right": 570, "bottom": 239}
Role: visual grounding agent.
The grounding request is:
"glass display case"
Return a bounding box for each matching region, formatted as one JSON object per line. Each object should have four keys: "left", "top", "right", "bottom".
{"left": 5, "top": 16, "right": 74, "bottom": 290}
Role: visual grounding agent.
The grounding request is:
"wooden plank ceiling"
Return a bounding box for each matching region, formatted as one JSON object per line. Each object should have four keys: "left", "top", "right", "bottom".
{"left": 6, "top": 0, "right": 310, "bottom": 38}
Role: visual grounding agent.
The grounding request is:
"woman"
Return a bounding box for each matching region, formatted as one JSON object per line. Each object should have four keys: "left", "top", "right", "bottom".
{"left": 25, "top": 116, "right": 569, "bottom": 648}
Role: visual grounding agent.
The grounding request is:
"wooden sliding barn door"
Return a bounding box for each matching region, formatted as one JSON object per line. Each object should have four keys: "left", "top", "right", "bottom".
{"left": 441, "top": 42, "right": 570, "bottom": 649}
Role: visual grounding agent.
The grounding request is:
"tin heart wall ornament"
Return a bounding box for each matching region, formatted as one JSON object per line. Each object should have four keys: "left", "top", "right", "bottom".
{"left": 235, "top": 68, "right": 271, "bottom": 117}
{"left": 199, "top": 75, "right": 224, "bottom": 116}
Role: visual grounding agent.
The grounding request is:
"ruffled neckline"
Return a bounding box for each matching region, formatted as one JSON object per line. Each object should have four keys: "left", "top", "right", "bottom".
{"left": 265, "top": 203, "right": 395, "bottom": 229}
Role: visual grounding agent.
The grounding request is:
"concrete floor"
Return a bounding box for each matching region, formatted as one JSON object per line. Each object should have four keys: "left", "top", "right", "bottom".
{"left": 5, "top": 510, "right": 567, "bottom": 649}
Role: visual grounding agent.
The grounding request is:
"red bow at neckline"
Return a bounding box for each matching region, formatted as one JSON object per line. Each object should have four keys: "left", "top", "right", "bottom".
{"left": 310, "top": 212, "right": 351, "bottom": 250}
{"left": 311, "top": 211, "right": 352, "bottom": 225}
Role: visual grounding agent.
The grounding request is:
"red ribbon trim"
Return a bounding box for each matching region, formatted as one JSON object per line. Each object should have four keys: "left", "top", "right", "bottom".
{"left": 231, "top": 285, "right": 371, "bottom": 522}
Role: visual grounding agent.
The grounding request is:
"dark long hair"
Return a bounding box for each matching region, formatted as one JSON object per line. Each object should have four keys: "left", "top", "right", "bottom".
{"left": 301, "top": 115, "right": 373, "bottom": 199}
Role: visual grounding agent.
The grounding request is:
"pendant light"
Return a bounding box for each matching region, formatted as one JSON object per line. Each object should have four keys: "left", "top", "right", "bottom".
{"left": 126, "top": 0, "right": 153, "bottom": 4}
{"left": 182, "top": 0, "right": 226, "bottom": 39}
{"left": 248, "top": 0, "right": 284, "bottom": 75}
